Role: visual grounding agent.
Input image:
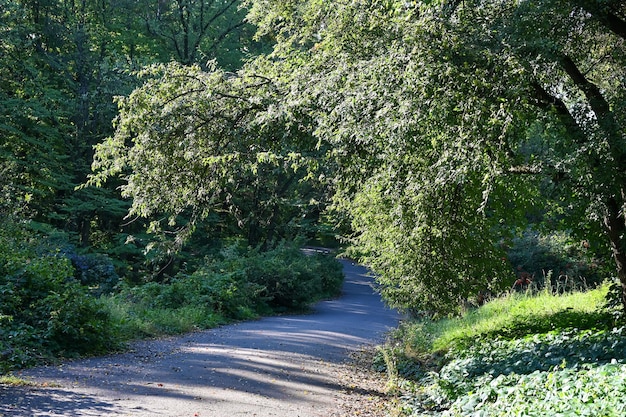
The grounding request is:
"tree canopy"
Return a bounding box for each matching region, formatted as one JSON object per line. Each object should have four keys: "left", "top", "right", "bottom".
{"left": 3, "top": 0, "right": 624, "bottom": 316}
{"left": 88, "top": 61, "right": 328, "bottom": 249}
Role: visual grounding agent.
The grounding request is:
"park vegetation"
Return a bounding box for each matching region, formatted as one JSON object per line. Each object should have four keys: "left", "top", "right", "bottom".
{"left": 2, "top": 0, "right": 626, "bottom": 413}
{"left": 378, "top": 283, "right": 626, "bottom": 416}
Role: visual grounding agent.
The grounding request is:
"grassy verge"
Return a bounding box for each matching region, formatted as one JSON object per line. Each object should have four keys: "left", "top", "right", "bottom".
{"left": 382, "top": 285, "right": 626, "bottom": 416}
{"left": 398, "top": 285, "right": 611, "bottom": 355}
{"left": 0, "top": 374, "right": 38, "bottom": 387}
{"left": 0, "top": 241, "right": 344, "bottom": 373}
{"left": 101, "top": 297, "right": 229, "bottom": 341}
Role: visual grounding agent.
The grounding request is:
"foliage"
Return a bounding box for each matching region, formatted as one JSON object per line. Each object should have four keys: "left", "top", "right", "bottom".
{"left": 88, "top": 61, "right": 330, "bottom": 249}
{"left": 1, "top": 0, "right": 264, "bottom": 284}
{"left": 241, "top": 241, "right": 344, "bottom": 310}
{"left": 393, "top": 284, "right": 610, "bottom": 356}
{"left": 0, "top": 0, "right": 74, "bottom": 218}
{"left": 443, "top": 363, "right": 626, "bottom": 417}
{"left": 0, "top": 221, "right": 342, "bottom": 372}
{"left": 68, "top": 0, "right": 626, "bottom": 317}
{"left": 349, "top": 174, "right": 515, "bottom": 316}
{"left": 603, "top": 279, "right": 626, "bottom": 324}
{"left": 102, "top": 241, "right": 343, "bottom": 339}
{"left": 398, "top": 330, "right": 626, "bottom": 416}
{"left": 240, "top": 0, "right": 626, "bottom": 316}
{"left": 0, "top": 221, "right": 116, "bottom": 373}
{"left": 139, "top": 0, "right": 264, "bottom": 69}
{"left": 64, "top": 250, "right": 120, "bottom": 295}
{"left": 386, "top": 290, "right": 626, "bottom": 416}
{"left": 133, "top": 240, "right": 341, "bottom": 312}
{"left": 4, "top": 0, "right": 626, "bottom": 393}
{"left": 443, "top": 328, "right": 626, "bottom": 381}
{"left": 506, "top": 229, "right": 609, "bottom": 292}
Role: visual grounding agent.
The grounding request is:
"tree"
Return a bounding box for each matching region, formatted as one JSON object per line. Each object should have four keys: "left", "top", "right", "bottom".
{"left": 501, "top": 0, "right": 626, "bottom": 307}
{"left": 0, "top": 0, "right": 146, "bottom": 249}
{"left": 140, "top": 0, "right": 261, "bottom": 69}
{"left": 0, "top": 0, "right": 74, "bottom": 217}
{"left": 241, "top": 0, "right": 626, "bottom": 314}
{"left": 88, "top": 62, "right": 329, "bottom": 251}
{"left": 88, "top": 0, "right": 626, "bottom": 314}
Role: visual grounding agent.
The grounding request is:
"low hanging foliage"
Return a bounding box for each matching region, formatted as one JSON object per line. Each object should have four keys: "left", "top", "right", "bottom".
{"left": 242, "top": 0, "right": 626, "bottom": 315}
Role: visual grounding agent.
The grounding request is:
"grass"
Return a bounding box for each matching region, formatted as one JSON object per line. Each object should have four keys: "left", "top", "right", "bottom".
{"left": 0, "top": 374, "right": 38, "bottom": 387}
{"left": 385, "top": 284, "right": 625, "bottom": 416}
{"left": 398, "top": 284, "right": 610, "bottom": 356}
{"left": 101, "top": 296, "right": 230, "bottom": 341}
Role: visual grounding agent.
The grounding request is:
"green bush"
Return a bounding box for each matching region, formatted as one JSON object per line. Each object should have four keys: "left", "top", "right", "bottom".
{"left": 67, "top": 251, "right": 120, "bottom": 295}
{"left": 200, "top": 240, "right": 343, "bottom": 312}
{"left": 245, "top": 243, "right": 337, "bottom": 310}
{"left": 105, "top": 240, "right": 344, "bottom": 339}
{"left": 0, "top": 221, "right": 115, "bottom": 372}
{"left": 1, "top": 231, "right": 344, "bottom": 372}
{"left": 506, "top": 229, "right": 607, "bottom": 292}
{"left": 121, "top": 267, "right": 263, "bottom": 322}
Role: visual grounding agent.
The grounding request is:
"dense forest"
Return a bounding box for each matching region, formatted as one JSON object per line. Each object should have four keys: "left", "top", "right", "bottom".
{"left": 2, "top": 0, "right": 625, "bottom": 373}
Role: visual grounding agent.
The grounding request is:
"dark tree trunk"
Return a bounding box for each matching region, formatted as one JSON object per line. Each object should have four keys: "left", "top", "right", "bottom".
{"left": 604, "top": 196, "right": 626, "bottom": 310}
{"left": 558, "top": 54, "right": 626, "bottom": 310}
{"left": 532, "top": 52, "right": 626, "bottom": 310}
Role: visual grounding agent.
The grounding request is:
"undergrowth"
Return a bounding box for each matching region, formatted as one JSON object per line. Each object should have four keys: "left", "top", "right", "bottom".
{"left": 1, "top": 230, "right": 344, "bottom": 373}
{"left": 103, "top": 241, "right": 344, "bottom": 340}
{"left": 381, "top": 285, "right": 626, "bottom": 416}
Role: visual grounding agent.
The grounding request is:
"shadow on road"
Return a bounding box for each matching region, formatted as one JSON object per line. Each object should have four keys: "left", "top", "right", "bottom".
{"left": 0, "top": 386, "right": 130, "bottom": 416}
{"left": 2, "top": 260, "right": 401, "bottom": 417}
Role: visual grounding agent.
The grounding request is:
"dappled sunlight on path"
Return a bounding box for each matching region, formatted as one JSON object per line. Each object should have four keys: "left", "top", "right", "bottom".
{"left": 2, "top": 260, "right": 401, "bottom": 417}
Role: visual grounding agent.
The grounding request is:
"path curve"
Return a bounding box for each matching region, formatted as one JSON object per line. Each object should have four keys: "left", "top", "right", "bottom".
{"left": 1, "top": 260, "right": 402, "bottom": 417}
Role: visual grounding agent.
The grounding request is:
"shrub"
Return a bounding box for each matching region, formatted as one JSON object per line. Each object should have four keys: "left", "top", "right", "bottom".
{"left": 506, "top": 229, "right": 607, "bottom": 292}
{"left": 121, "top": 267, "right": 263, "bottom": 322}
{"left": 105, "top": 240, "right": 345, "bottom": 339}
{"left": 243, "top": 241, "right": 343, "bottom": 310}
{"left": 0, "top": 221, "right": 115, "bottom": 372}
{"left": 67, "top": 252, "right": 120, "bottom": 295}
{"left": 188, "top": 240, "right": 343, "bottom": 312}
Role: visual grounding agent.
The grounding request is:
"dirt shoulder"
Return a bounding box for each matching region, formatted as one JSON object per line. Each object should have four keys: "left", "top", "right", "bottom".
{"left": 1, "top": 260, "right": 402, "bottom": 417}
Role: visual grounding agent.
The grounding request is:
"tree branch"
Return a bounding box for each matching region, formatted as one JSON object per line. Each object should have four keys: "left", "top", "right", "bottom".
{"left": 507, "top": 165, "right": 543, "bottom": 175}
{"left": 529, "top": 81, "right": 586, "bottom": 144}
{"left": 573, "top": 0, "right": 626, "bottom": 40}
{"left": 559, "top": 54, "right": 611, "bottom": 116}
{"left": 558, "top": 54, "right": 626, "bottom": 174}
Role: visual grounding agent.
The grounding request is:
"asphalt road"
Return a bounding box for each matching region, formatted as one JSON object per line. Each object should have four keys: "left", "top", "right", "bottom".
{"left": 1, "top": 260, "right": 402, "bottom": 417}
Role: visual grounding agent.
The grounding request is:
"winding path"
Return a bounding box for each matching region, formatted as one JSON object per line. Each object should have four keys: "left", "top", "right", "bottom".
{"left": 1, "top": 260, "right": 402, "bottom": 417}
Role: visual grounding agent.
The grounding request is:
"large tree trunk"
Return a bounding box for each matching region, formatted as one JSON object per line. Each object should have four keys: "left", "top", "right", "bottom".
{"left": 533, "top": 52, "right": 626, "bottom": 309}
{"left": 604, "top": 195, "right": 626, "bottom": 310}
{"left": 557, "top": 54, "right": 626, "bottom": 309}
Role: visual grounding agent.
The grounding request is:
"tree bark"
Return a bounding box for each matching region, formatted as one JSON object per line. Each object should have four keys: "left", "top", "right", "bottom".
{"left": 557, "top": 54, "right": 626, "bottom": 309}
{"left": 604, "top": 196, "right": 626, "bottom": 310}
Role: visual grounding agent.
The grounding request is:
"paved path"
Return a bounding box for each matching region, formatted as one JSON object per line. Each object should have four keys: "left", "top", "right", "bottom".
{"left": 1, "top": 260, "right": 402, "bottom": 417}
